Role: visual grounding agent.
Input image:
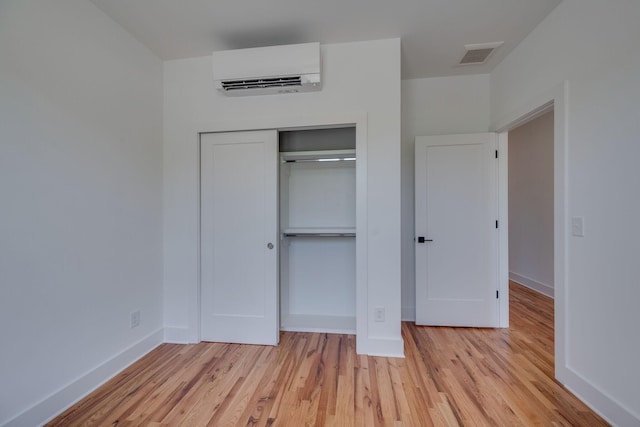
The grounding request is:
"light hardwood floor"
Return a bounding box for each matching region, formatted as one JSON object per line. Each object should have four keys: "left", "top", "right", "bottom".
{"left": 48, "top": 282, "right": 608, "bottom": 426}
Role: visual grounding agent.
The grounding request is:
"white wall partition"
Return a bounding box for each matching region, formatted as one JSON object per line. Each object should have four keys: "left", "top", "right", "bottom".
{"left": 491, "top": 0, "right": 640, "bottom": 423}
{"left": 163, "top": 39, "right": 403, "bottom": 357}
{"left": 0, "top": 1, "right": 164, "bottom": 425}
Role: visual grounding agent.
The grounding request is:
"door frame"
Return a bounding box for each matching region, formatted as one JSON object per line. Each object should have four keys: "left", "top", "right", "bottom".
{"left": 191, "top": 112, "right": 369, "bottom": 352}
{"left": 493, "top": 81, "right": 569, "bottom": 382}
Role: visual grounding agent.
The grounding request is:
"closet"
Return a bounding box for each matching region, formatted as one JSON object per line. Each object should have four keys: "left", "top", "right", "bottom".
{"left": 200, "top": 127, "right": 356, "bottom": 346}
{"left": 279, "top": 127, "right": 357, "bottom": 334}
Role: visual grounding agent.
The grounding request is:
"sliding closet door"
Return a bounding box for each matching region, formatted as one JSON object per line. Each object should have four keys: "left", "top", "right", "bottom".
{"left": 200, "top": 130, "right": 279, "bottom": 345}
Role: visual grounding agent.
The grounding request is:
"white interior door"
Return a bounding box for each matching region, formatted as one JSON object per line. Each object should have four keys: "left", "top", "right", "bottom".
{"left": 415, "top": 133, "right": 499, "bottom": 327}
{"left": 200, "top": 130, "right": 279, "bottom": 345}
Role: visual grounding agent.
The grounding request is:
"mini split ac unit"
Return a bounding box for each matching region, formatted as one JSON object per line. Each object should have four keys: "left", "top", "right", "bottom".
{"left": 212, "top": 42, "right": 321, "bottom": 96}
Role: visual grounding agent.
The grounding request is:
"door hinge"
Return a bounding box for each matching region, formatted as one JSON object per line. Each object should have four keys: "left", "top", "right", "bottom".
{"left": 496, "top": 290, "right": 499, "bottom": 299}
{"left": 495, "top": 150, "right": 498, "bottom": 159}
{"left": 495, "top": 220, "right": 499, "bottom": 229}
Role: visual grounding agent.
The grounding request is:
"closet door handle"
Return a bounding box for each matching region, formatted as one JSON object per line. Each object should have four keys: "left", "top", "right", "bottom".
{"left": 267, "top": 242, "right": 274, "bottom": 249}
{"left": 417, "top": 236, "right": 433, "bottom": 243}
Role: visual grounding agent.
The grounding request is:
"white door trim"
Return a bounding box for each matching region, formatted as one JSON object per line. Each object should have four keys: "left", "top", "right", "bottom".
{"left": 492, "top": 81, "right": 569, "bottom": 383}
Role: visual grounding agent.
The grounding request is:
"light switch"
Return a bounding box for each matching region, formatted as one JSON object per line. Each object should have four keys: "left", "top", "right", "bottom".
{"left": 571, "top": 216, "right": 585, "bottom": 237}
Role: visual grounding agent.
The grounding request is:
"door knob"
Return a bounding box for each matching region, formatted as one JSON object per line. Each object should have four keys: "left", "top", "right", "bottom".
{"left": 417, "top": 236, "right": 433, "bottom": 243}
{"left": 267, "top": 242, "right": 274, "bottom": 249}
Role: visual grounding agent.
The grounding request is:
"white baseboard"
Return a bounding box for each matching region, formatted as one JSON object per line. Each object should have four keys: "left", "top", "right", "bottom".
{"left": 559, "top": 366, "right": 640, "bottom": 426}
{"left": 358, "top": 337, "right": 405, "bottom": 358}
{"left": 401, "top": 305, "right": 416, "bottom": 322}
{"left": 164, "top": 326, "right": 198, "bottom": 344}
{"left": 510, "top": 272, "right": 554, "bottom": 298}
{"left": 3, "top": 328, "right": 164, "bottom": 427}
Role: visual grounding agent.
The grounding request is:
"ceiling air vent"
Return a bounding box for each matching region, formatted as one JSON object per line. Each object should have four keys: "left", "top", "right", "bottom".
{"left": 459, "top": 42, "right": 504, "bottom": 65}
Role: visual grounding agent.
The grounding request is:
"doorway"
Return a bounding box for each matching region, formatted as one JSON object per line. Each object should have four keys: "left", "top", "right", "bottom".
{"left": 507, "top": 109, "right": 555, "bottom": 362}
{"left": 495, "top": 83, "right": 569, "bottom": 384}
{"left": 508, "top": 110, "right": 555, "bottom": 298}
{"left": 495, "top": 88, "right": 571, "bottom": 384}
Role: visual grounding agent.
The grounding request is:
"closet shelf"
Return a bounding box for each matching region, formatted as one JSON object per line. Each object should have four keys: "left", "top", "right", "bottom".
{"left": 282, "top": 227, "right": 356, "bottom": 237}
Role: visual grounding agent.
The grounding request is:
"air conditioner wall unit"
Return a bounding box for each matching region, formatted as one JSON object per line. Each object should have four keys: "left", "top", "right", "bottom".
{"left": 212, "top": 42, "right": 322, "bottom": 97}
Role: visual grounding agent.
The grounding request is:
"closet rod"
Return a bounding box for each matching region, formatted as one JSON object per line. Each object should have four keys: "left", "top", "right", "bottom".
{"left": 283, "top": 158, "right": 356, "bottom": 163}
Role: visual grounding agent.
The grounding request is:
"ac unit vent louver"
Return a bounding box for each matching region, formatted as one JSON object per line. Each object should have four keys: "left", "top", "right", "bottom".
{"left": 221, "top": 76, "right": 303, "bottom": 92}
{"left": 212, "top": 43, "right": 321, "bottom": 96}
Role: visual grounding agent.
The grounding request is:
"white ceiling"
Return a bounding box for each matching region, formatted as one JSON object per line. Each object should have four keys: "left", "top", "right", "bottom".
{"left": 88, "top": 0, "right": 561, "bottom": 80}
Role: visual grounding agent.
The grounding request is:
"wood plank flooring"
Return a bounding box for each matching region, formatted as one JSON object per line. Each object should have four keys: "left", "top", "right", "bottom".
{"left": 48, "top": 282, "right": 609, "bottom": 426}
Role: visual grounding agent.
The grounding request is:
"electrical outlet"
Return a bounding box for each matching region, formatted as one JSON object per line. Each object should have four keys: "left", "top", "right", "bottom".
{"left": 571, "top": 216, "right": 585, "bottom": 237}
{"left": 130, "top": 310, "right": 140, "bottom": 329}
{"left": 374, "top": 307, "right": 385, "bottom": 322}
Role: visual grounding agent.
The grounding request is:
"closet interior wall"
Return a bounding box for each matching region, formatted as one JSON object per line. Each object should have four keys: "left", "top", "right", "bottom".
{"left": 279, "top": 127, "right": 357, "bottom": 334}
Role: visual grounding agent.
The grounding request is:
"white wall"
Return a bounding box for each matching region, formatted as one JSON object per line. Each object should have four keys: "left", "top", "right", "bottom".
{"left": 163, "top": 39, "right": 403, "bottom": 356}
{"left": 0, "top": 1, "right": 164, "bottom": 425}
{"left": 508, "top": 111, "right": 554, "bottom": 297}
{"left": 491, "top": 1, "right": 640, "bottom": 424}
{"left": 401, "top": 75, "right": 491, "bottom": 320}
